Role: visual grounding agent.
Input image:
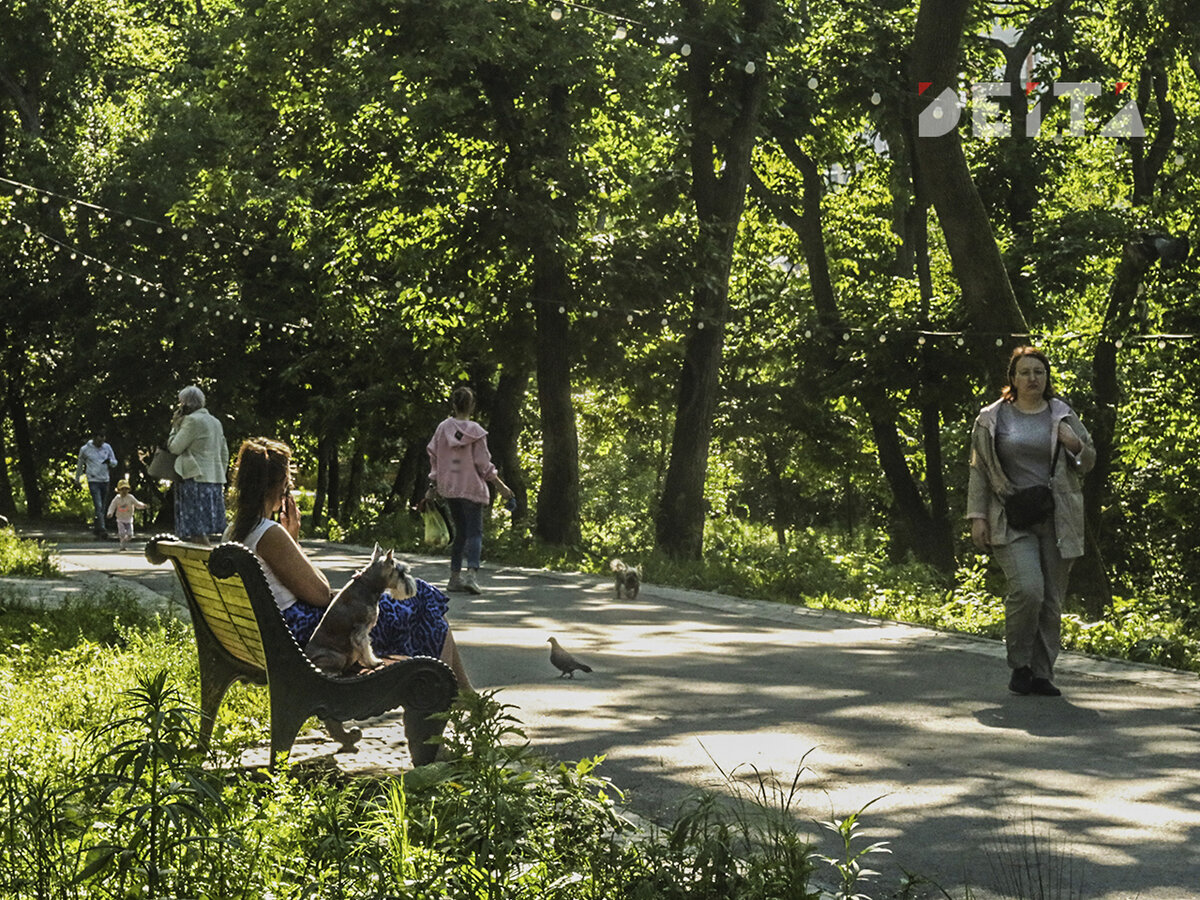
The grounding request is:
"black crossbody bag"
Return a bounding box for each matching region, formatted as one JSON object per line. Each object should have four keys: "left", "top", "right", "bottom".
{"left": 1002, "top": 440, "right": 1062, "bottom": 529}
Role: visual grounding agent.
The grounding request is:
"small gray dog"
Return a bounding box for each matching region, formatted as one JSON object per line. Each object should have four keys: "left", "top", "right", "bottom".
{"left": 610, "top": 558, "right": 642, "bottom": 600}
{"left": 304, "top": 544, "right": 415, "bottom": 675}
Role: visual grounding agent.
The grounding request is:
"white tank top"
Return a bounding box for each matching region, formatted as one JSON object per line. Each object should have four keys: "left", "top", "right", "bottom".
{"left": 240, "top": 518, "right": 299, "bottom": 612}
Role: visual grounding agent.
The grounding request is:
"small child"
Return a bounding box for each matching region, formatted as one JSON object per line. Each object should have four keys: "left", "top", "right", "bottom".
{"left": 106, "top": 479, "right": 148, "bottom": 551}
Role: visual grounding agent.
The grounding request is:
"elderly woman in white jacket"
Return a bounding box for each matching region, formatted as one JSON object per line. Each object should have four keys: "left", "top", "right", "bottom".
{"left": 167, "top": 385, "right": 230, "bottom": 543}
{"left": 967, "top": 347, "right": 1096, "bottom": 698}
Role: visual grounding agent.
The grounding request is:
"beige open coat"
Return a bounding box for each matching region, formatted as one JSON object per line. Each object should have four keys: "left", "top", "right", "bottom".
{"left": 167, "top": 408, "right": 229, "bottom": 484}
{"left": 967, "top": 397, "right": 1096, "bottom": 558}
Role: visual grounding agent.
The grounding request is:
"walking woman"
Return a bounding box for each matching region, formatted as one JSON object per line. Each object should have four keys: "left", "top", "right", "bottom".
{"left": 426, "top": 387, "right": 513, "bottom": 594}
{"left": 967, "top": 346, "right": 1096, "bottom": 697}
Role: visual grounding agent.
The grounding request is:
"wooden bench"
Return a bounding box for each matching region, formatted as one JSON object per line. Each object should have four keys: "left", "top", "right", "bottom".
{"left": 145, "top": 535, "right": 458, "bottom": 767}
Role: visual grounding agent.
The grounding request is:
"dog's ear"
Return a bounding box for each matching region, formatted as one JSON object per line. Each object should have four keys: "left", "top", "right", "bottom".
{"left": 371, "top": 543, "right": 382, "bottom": 562}
{"left": 385, "top": 549, "right": 394, "bottom": 563}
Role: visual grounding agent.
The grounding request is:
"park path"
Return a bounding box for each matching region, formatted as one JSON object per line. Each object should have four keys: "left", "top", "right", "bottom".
{"left": 14, "top": 527, "right": 1200, "bottom": 900}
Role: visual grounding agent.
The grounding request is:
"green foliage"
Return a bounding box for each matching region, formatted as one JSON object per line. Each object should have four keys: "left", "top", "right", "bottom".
{"left": 78, "top": 671, "right": 226, "bottom": 897}
{"left": 0, "top": 528, "right": 59, "bottom": 577}
{"left": 0, "top": 599, "right": 902, "bottom": 899}
{"left": 818, "top": 797, "right": 893, "bottom": 900}
{"left": 0, "top": 590, "right": 191, "bottom": 780}
{"left": 0, "top": 585, "right": 151, "bottom": 661}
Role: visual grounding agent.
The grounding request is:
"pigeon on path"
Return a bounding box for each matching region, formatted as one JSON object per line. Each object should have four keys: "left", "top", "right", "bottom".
{"left": 548, "top": 636, "right": 593, "bottom": 678}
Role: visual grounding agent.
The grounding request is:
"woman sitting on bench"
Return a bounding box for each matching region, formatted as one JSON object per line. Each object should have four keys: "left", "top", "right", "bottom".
{"left": 224, "top": 437, "right": 472, "bottom": 692}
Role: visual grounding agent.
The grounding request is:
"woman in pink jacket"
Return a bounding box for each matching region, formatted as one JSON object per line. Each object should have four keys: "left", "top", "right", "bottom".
{"left": 426, "top": 387, "right": 513, "bottom": 594}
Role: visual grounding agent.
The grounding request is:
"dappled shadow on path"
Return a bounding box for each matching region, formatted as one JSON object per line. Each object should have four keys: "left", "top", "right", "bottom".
{"left": 448, "top": 566, "right": 1200, "bottom": 900}
{"left": 44, "top": 538, "right": 1200, "bottom": 900}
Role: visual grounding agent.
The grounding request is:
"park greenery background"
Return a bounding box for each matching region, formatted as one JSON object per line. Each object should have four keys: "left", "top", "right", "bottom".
{"left": 1, "top": 0, "right": 1199, "bottom": 894}
{"left": 3, "top": 0, "right": 1198, "bottom": 664}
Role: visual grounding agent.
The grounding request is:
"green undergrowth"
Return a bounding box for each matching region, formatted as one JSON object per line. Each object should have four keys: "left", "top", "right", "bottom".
{"left": 0, "top": 592, "right": 904, "bottom": 900}
{"left": 0, "top": 527, "right": 59, "bottom": 577}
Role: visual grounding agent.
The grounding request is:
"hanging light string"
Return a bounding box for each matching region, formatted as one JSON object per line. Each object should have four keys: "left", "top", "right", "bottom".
{"left": 544, "top": 0, "right": 763, "bottom": 71}
{"left": 0, "top": 211, "right": 308, "bottom": 335}
{"left": 0, "top": 174, "right": 264, "bottom": 256}
{"left": 5, "top": 176, "right": 1197, "bottom": 349}
{"left": 4, "top": 203, "right": 1196, "bottom": 349}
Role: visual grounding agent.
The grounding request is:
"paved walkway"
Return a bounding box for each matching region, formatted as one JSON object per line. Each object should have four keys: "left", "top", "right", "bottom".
{"left": 8, "top": 528, "right": 1200, "bottom": 899}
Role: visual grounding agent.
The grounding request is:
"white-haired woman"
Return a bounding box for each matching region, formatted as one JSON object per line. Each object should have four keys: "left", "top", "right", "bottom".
{"left": 167, "top": 385, "right": 229, "bottom": 543}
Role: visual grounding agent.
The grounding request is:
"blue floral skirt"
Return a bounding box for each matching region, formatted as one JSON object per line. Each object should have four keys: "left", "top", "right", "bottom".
{"left": 281, "top": 577, "right": 450, "bottom": 659}
{"left": 175, "top": 480, "right": 227, "bottom": 537}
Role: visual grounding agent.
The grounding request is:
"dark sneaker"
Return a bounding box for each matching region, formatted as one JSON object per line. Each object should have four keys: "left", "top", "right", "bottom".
{"left": 1031, "top": 677, "right": 1062, "bottom": 697}
{"left": 1008, "top": 666, "right": 1034, "bottom": 695}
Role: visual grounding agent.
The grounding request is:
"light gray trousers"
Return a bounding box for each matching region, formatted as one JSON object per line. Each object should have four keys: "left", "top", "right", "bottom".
{"left": 992, "top": 519, "right": 1075, "bottom": 680}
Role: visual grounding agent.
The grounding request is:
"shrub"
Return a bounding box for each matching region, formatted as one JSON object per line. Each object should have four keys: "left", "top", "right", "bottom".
{"left": 0, "top": 528, "right": 59, "bottom": 577}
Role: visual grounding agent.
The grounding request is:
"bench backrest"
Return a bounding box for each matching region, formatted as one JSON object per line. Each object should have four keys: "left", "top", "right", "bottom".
{"left": 156, "top": 540, "right": 270, "bottom": 671}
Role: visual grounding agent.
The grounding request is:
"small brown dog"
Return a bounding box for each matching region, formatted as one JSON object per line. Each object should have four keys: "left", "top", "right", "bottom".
{"left": 304, "top": 544, "right": 415, "bottom": 675}
{"left": 610, "top": 558, "right": 642, "bottom": 600}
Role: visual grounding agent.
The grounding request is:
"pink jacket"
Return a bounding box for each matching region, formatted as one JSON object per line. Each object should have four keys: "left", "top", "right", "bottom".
{"left": 427, "top": 417, "right": 498, "bottom": 505}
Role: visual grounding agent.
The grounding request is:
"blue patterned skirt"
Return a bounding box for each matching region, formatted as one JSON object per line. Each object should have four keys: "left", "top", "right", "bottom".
{"left": 281, "top": 576, "right": 450, "bottom": 659}
{"left": 175, "top": 480, "right": 227, "bottom": 537}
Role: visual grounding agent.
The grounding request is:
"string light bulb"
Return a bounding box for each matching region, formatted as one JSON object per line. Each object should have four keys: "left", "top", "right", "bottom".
{"left": 550, "top": 7, "right": 562, "bottom": 20}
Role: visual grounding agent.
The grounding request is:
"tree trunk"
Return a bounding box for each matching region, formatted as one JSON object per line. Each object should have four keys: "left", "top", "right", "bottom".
{"left": 1073, "top": 240, "right": 1156, "bottom": 615}
{"left": 910, "top": 0, "right": 1029, "bottom": 360}
{"left": 479, "top": 63, "right": 580, "bottom": 545}
{"left": 534, "top": 260, "right": 580, "bottom": 545}
{"left": 1130, "top": 55, "right": 1176, "bottom": 206}
{"left": 343, "top": 442, "right": 364, "bottom": 519}
{"left": 763, "top": 439, "right": 787, "bottom": 547}
{"left": 489, "top": 364, "right": 529, "bottom": 524}
{"left": 657, "top": 309, "right": 728, "bottom": 558}
{"left": 4, "top": 344, "right": 42, "bottom": 518}
{"left": 326, "top": 440, "right": 341, "bottom": 523}
{"left": 314, "top": 435, "right": 340, "bottom": 527}
{"left": 754, "top": 137, "right": 957, "bottom": 571}
{"left": 383, "top": 441, "right": 426, "bottom": 515}
{"left": 656, "top": 0, "right": 773, "bottom": 559}
{"left": 0, "top": 412, "right": 17, "bottom": 518}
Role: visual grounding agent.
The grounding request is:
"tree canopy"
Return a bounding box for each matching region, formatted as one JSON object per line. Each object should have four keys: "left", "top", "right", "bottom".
{"left": 2, "top": 0, "right": 1198, "bottom": 618}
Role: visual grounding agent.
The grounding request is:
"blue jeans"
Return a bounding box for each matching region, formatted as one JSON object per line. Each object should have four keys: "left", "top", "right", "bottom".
{"left": 87, "top": 480, "right": 109, "bottom": 534}
{"left": 446, "top": 498, "right": 484, "bottom": 571}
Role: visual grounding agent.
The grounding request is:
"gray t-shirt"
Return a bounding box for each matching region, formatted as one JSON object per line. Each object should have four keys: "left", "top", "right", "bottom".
{"left": 995, "top": 403, "right": 1053, "bottom": 489}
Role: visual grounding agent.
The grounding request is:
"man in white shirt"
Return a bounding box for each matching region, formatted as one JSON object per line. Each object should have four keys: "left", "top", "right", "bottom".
{"left": 75, "top": 431, "right": 118, "bottom": 538}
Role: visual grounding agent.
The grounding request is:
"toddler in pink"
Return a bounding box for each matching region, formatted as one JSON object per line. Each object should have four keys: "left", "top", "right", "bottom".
{"left": 106, "top": 479, "right": 148, "bottom": 550}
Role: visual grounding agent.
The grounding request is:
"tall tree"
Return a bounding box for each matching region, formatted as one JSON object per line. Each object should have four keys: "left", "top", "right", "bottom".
{"left": 656, "top": 0, "right": 777, "bottom": 559}
{"left": 909, "top": 0, "right": 1030, "bottom": 364}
